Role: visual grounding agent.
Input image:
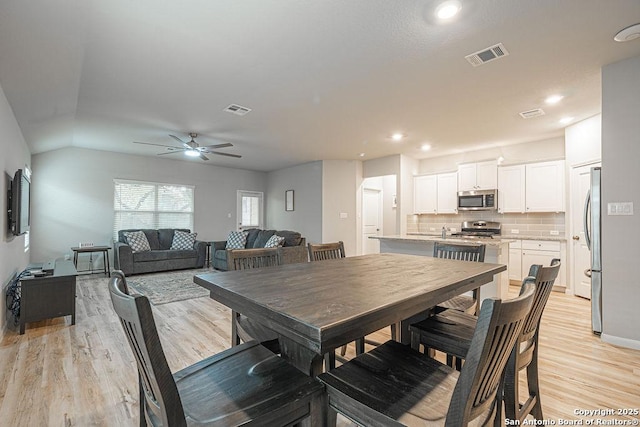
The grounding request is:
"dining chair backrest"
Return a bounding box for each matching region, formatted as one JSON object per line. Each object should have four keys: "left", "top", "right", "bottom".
{"left": 520, "top": 259, "right": 561, "bottom": 349}
{"left": 433, "top": 242, "right": 486, "bottom": 262}
{"left": 446, "top": 281, "right": 535, "bottom": 426}
{"left": 109, "top": 270, "right": 186, "bottom": 426}
{"left": 307, "top": 241, "right": 346, "bottom": 261}
{"left": 227, "top": 247, "right": 282, "bottom": 271}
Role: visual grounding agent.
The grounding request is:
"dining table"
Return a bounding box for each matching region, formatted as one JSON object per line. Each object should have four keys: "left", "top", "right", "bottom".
{"left": 194, "top": 253, "right": 505, "bottom": 425}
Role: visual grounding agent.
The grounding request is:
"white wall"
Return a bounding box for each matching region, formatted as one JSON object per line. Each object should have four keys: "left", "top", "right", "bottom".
{"left": 322, "top": 160, "right": 361, "bottom": 256}
{"left": 30, "top": 147, "right": 267, "bottom": 264}
{"left": 266, "top": 161, "right": 323, "bottom": 244}
{"left": 601, "top": 54, "right": 640, "bottom": 348}
{"left": 1, "top": 83, "right": 31, "bottom": 335}
{"left": 565, "top": 115, "right": 602, "bottom": 167}
{"left": 418, "top": 137, "right": 565, "bottom": 174}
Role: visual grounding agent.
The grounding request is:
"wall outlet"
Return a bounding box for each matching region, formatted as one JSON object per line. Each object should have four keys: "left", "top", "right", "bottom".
{"left": 339, "top": 212, "right": 348, "bottom": 219}
{"left": 511, "top": 229, "right": 520, "bottom": 234}
{"left": 550, "top": 230, "right": 559, "bottom": 235}
{"left": 608, "top": 202, "right": 634, "bottom": 216}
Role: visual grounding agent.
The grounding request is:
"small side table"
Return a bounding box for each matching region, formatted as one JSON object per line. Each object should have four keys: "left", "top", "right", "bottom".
{"left": 205, "top": 242, "right": 212, "bottom": 267}
{"left": 71, "top": 245, "right": 111, "bottom": 277}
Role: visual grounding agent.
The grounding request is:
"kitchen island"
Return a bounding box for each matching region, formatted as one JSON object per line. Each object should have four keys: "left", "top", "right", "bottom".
{"left": 370, "top": 234, "right": 513, "bottom": 302}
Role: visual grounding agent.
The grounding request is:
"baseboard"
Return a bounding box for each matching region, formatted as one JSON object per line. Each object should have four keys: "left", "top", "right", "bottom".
{"left": 601, "top": 333, "right": 640, "bottom": 350}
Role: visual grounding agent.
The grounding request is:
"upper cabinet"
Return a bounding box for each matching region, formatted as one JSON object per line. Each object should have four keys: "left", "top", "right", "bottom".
{"left": 525, "top": 160, "right": 565, "bottom": 212}
{"left": 458, "top": 160, "right": 498, "bottom": 191}
{"left": 498, "top": 160, "right": 565, "bottom": 213}
{"left": 414, "top": 172, "right": 458, "bottom": 214}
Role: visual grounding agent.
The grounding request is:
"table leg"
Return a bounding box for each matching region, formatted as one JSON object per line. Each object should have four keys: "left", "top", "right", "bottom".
{"left": 73, "top": 251, "right": 78, "bottom": 268}
{"left": 104, "top": 249, "right": 110, "bottom": 277}
{"left": 278, "top": 336, "right": 328, "bottom": 427}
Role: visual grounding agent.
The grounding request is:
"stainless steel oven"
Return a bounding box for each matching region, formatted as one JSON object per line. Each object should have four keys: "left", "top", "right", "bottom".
{"left": 457, "top": 189, "right": 497, "bottom": 211}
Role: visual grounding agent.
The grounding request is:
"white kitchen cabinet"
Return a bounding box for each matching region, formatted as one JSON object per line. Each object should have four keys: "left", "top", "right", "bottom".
{"left": 498, "top": 164, "right": 526, "bottom": 213}
{"left": 436, "top": 172, "right": 458, "bottom": 214}
{"left": 413, "top": 172, "right": 458, "bottom": 214}
{"left": 414, "top": 175, "right": 437, "bottom": 214}
{"left": 458, "top": 160, "right": 498, "bottom": 191}
{"left": 508, "top": 240, "right": 523, "bottom": 281}
{"left": 521, "top": 240, "right": 565, "bottom": 287}
{"left": 525, "top": 160, "right": 565, "bottom": 212}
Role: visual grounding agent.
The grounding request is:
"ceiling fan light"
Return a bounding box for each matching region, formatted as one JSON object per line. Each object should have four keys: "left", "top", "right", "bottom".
{"left": 185, "top": 149, "right": 200, "bottom": 157}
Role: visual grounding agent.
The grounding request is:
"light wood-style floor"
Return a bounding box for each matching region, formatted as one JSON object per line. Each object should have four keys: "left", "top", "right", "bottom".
{"left": 1, "top": 273, "right": 639, "bottom": 426}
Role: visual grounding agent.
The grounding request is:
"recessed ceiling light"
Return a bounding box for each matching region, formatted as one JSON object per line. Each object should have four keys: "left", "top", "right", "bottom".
{"left": 421, "top": 144, "right": 431, "bottom": 151}
{"left": 614, "top": 23, "right": 640, "bottom": 42}
{"left": 185, "top": 149, "right": 200, "bottom": 157}
{"left": 435, "top": 0, "right": 461, "bottom": 20}
{"left": 545, "top": 95, "right": 564, "bottom": 104}
{"left": 559, "top": 117, "right": 574, "bottom": 124}
{"left": 359, "top": 152, "right": 365, "bottom": 157}
{"left": 391, "top": 133, "right": 404, "bottom": 141}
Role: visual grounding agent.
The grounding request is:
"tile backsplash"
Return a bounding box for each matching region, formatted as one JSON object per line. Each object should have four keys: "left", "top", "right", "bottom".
{"left": 406, "top": 211, "right": 565, "bottom": 237}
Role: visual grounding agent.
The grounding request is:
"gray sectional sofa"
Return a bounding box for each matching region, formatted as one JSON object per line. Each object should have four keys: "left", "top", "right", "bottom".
{"left": 114, "top": 228, "right": 207, "bottom": 275}
{"left": 211, "top": 228, "right": 308, "bottom": 271}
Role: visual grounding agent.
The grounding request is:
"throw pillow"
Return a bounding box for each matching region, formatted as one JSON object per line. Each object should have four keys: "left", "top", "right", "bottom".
{"left": 226, "top": 231, "right": 248, "bottom": 249}
{"left": 263, "top": 234, "right": 285, "bottom": 248}
{"left": 170, "top": 230, "right": 197, "bottom": 250}
{"left": 124, "top": 230, "right": 151, "bottom": 253}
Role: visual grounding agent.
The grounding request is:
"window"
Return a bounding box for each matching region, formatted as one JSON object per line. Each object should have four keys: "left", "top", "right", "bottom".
{"left": 237, "top": 190, "right": 263, "bottom": 230}
{"left": 113, "top": 179, "right": 194, "bottom": 239}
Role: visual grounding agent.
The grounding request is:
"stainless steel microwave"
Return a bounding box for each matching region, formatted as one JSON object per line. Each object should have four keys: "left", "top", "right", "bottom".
{"left": 457, "top": 189, "right": 498, "bottom": 211}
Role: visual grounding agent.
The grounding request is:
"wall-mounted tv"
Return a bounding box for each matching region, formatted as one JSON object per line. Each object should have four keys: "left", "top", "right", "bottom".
{"left": 8, "top": 168, "right": 30, "bottom": 236}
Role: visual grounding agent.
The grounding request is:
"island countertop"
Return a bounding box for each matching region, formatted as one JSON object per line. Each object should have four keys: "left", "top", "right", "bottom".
{"left": 371, "top": 234, "right": 515, "bottom": 247}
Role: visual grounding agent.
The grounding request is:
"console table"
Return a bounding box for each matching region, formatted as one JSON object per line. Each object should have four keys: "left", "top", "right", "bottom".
{"left": 19, "top": 260, "right": 77, "bottom": 334}
{"left": 71, "top": 245, "right": 110, "bottom": 277}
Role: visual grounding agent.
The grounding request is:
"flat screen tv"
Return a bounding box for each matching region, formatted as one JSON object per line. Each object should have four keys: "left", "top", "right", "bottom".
{"left": 9, "top": 168, "right": 30, "bottom": 236}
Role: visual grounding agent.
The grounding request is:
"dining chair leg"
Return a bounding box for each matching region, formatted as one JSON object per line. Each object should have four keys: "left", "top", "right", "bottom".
{"left": 527, "top": 345, "right": 543, "bottom": 419}
{"left": 339, "top": 344, "right": 347, "bottom": 356}
{"left": 231, "top": 310, "right": 240, "bottom": 346}
{"left": 324, "top": 351, "right": 336, "bottom": 371}
{"left": 355, "top": 338, "right": 365, "bottom": 355}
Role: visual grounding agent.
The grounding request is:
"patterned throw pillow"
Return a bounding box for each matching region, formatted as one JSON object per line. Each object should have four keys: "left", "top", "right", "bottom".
{"left": 170, "top": 230, "right": 197, "bottom": 250}
{"left": 226, "top": 231, "right": 248, "bottom": 249}
{"left": 124, "top": 231, "right": 151, "bottom": 253}
{"left": 263, "top": 234, "right": 285, "bottom": 248}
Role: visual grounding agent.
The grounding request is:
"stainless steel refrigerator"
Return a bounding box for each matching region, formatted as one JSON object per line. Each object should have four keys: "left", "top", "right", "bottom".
{"left": 584, "top": 167, "right": 602, "bottom": 334}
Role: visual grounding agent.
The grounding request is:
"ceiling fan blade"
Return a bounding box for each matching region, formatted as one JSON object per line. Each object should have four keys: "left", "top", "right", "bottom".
{"left": 157, "top": 149, "right": 186, "bottom": 155}
{"left": 199, "top": 153, "right": 210, "bottom": 161}
{"left": 169, "top": 134, "right": 192, "bottom": 150}
{"left": 201, "top": 142, "right": 233, "bottom": 150}
{"left": 211, "top": 151, "right": 242, "bottom": 158}
{"left": 134, "top": 141, "right": 182, "bottom": 149}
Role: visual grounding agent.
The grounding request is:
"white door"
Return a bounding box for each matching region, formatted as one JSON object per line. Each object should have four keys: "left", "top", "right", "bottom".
{"left": 237, "top": 191, "right": 263, "bottom": 231}
{"left": 571, "top": 163, "right": 599, "bottom": 299}
{"left": 362, "top": 188, "right": 382, "bottom": 255}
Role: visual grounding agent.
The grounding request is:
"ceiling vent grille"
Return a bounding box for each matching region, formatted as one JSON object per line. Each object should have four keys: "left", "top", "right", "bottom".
{"left": 519, "top": 108, "right": 546, "bottom": 119}
{"left": 224, "top": 104, "right": 252, "bottom": 116}
{"left": 465, "top": 43, "right": 509, "bottom": 67}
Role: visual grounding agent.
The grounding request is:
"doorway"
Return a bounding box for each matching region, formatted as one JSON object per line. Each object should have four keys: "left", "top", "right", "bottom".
{"left": 237, "top": 190, "right": 264, "bottom": 231}
{"left": 570, "top": 162, "right": 600, "bottom": 299}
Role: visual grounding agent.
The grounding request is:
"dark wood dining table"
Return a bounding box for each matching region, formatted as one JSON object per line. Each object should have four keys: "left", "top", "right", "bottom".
{"left": 194, "top": 253, "right": 506, "bottom": 375}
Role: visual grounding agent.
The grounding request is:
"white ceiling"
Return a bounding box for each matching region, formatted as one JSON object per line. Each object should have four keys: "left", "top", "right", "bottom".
{"left": 1, "top": 0, "right": 640, "bottom": 172}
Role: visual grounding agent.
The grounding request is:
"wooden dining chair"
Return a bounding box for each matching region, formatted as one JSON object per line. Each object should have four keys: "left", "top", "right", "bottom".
{"left": 227, "top": 248, "right": 282, "bottom": 353}
{"left": 410, "top": 259, "right": 561, "bottom": 424}
{"left": 108, "top": 270, "right": 324, "bottom": 427}
{"left": 317, "top": 281, "right": 535, "bottom": 427}
{"left": 433, "top": 241, "right": 486, "bottom": 315}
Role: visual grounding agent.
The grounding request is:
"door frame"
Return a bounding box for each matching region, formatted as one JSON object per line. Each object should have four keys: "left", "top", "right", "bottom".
{"left": 362, "top": 187, "right": 383, "bottom": 255}
{"left": 236, "top": 190, "right": 264, "bottom": 231}
{"left": 569, "top": 160, "right": 600, "bottom": 297}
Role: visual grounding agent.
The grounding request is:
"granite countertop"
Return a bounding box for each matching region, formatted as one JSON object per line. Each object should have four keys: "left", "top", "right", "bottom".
{"left": 406, "top": 232, "right": 567, "bottom": 242}
{"left": 372, "top": 234, "right": 514, "bottom": 247}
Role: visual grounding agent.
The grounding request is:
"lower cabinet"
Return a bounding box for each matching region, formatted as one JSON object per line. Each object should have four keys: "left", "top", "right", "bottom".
{"left": 509, "top": 239, "right": 566, "bottom": 288}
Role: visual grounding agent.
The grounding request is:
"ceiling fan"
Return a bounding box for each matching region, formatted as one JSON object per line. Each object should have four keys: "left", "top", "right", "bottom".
{"left": 133, "top": 133, "right": 241, "bottom": 161}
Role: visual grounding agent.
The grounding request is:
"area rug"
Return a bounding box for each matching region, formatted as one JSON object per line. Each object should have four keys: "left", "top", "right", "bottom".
{"left": 126, "top": 268, "right": 214, "bottom": 305}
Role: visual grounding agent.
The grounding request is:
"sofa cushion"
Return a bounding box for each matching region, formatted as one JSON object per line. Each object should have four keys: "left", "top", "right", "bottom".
{"left": 166, "top": 249, "right": 197, "bottom": 260}
{"left": 245, "top": 228, "right": 261, "bottom": 248}
{"left": 252, "top": 230, "right": 276, "bottom": 248}
{"left": 276, "top": 230, "right": 302, "bottom": 247}
{"left": 264, "top": 234, "right": 285, "bottom": 248}
{"left": 132, "top": 250, "right": 168, "bottom": 262}
{"left": 214, "top": 249, "right": 227, "bottom": 261}
{"left": 170, "top": 230, "right": 197, "bottom": 250}
{"left": 226, "top": 231, "right": 249, "bottom": 249}
{"left": 124, "top": 231, "right": 152, "bottom": 253}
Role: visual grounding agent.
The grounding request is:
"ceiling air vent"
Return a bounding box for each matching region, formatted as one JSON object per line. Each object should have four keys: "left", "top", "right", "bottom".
{"left": 224, "top": 104, "right": 252, "bottom": 116}
{"left": 519, "top": 108, "right": 546, "bottom": 119}
{"left": 465, "top": 43, "right": 509, "bottom": 67}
